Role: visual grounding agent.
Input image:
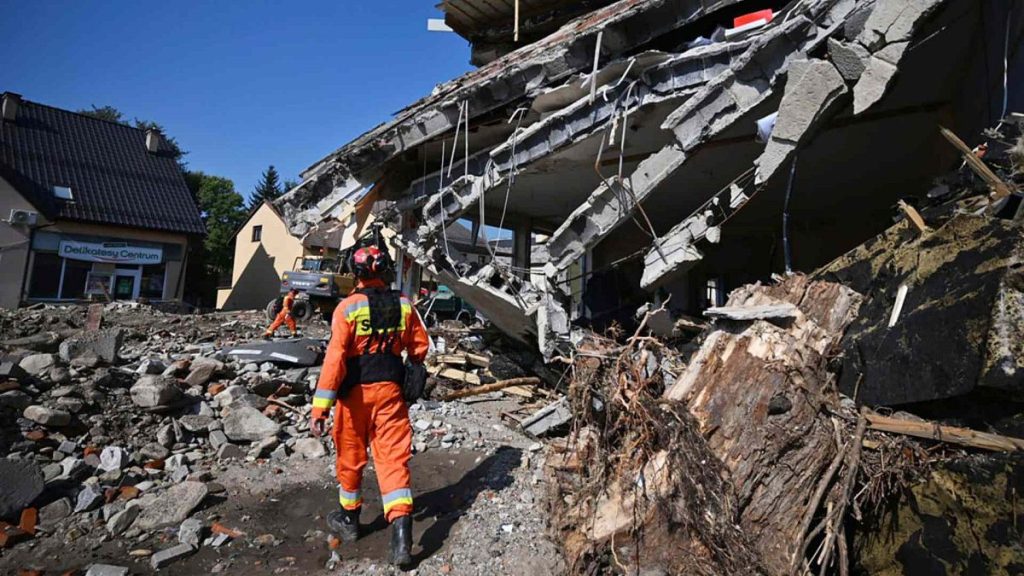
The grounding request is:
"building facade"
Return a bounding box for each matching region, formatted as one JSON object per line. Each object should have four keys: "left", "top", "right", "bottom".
{"left": 0, "top": 92, "right": 205, "bottom": 308}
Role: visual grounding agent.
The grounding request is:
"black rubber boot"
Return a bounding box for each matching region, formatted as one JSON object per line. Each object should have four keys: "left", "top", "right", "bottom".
{"left": 327, "top": 507, "right": 361, "bottom": 543}
{"left": 389, "top": 515, "right": 413, "bottom": 568}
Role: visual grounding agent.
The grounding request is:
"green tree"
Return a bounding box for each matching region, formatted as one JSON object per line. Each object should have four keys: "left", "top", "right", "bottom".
{"left": 282, "top": 179, "right": 299, "bottom": 193}
{"left": 249, "top": 165, "right": 283, "bottom": 209}
{"left": 186, "top": 171, "right": 247, "bottom": 276}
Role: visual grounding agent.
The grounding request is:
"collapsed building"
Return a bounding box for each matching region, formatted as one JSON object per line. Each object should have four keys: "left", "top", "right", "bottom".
{"left": 274, "top": 0, "right": 1023, "bottom": 359}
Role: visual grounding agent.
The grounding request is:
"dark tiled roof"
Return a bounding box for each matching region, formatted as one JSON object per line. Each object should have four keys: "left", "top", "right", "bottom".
{"left": 0, "top": 96, "right": 205, "bottom": 235}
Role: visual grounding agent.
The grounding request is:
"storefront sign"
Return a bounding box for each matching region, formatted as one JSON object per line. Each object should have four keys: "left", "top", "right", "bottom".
{"left": 58, "top": 240, "right": 162, "bottom": 264}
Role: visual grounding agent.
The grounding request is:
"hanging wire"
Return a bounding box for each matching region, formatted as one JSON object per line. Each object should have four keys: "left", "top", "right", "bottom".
{"left": 1001, "top": 3, "right": 1012, "bottom": 120}
{"left": 782, "top": 154, "right": 798, "bottom": 274}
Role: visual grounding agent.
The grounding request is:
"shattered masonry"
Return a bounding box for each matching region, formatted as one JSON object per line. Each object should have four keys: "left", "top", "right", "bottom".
{"left": 276, "top": 0, "right": 1024, "bottom": 357}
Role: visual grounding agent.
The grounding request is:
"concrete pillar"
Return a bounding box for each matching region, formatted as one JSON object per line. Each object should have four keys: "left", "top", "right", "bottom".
{"left": 513, "top": 221, "right": 532, "bottom": 281}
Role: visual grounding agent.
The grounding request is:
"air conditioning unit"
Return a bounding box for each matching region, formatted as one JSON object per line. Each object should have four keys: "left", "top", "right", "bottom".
{"left": 8, "top": 209, "right": 38, "bottom": 227}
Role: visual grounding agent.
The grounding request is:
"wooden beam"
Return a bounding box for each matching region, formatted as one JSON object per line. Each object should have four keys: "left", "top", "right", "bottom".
{"left": 865, "top": 410, "right": 1024, "bottom": 452}
{"left": 438, "top": 377, "right": 541, "bottom": 400}
{"left": 897, "top": 200, "right": 930, "bottom": 234}
{"left": 939, "top": 126, "right": 1014, "bottom": 199}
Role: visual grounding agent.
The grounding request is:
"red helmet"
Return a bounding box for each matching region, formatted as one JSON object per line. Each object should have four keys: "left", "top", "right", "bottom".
{"left": 351, "top": 245, "right": 389, "bottom": 278}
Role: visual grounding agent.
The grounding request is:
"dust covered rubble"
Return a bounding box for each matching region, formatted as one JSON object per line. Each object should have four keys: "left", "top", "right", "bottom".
{"left": 0, "top": 303, "right": 333, "bottom": 570}
{"left": 0, "top": 302, "right": 563, "bottom": 574}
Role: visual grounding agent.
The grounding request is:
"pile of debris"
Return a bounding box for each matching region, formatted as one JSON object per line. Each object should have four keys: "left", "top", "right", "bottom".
{"left": 546, "top": 119, "right": 1024, "bottom": 574}
{"left": 425, "top": 320, "right": 571, "bottom": 438}
{"left": 0, "top": 302, "right": 333, "bottom": 571}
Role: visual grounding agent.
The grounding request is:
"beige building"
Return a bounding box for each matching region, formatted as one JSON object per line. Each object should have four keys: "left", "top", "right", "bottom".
{"left": 0, "top": 92, "right": 204, "bottom": 308}
{"left": 216, "top": 201, "right": 304, "bottom": 310}
{"left": 217, "top": 198, "right": 381, "bottom": 310}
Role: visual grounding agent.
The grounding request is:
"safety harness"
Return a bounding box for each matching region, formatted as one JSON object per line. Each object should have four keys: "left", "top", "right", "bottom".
{"left": 340, "top": 287, "right": 406, "bottom": 395}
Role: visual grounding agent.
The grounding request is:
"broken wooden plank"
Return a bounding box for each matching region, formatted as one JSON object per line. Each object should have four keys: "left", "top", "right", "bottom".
{"left": 703, "top": 303, "right": 799, "bottom": 321}
{"left": 865, "top": 411, "right": 1024, "bottom": 452}
{"left": 897, "top": 200, "right": 930, "bottom": 234}
{"left": 432, "top": 354, "right": 468, "bottom": 366}
{"left": 438, "top": 377, "right": 541, "bottom": 401}
{"left": 939, "top": 126, "right": 1014, "bottom": 199}
{"left": 435, "top": 367, "right": 482, "bottom": 386}
{"left": 465, "top": 353, "right": 490, "bottom": 368}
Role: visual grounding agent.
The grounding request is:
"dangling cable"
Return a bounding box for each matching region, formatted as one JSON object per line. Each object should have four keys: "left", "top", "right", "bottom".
{"left": 782, "top": 154, "right": 798, "bottom": 274}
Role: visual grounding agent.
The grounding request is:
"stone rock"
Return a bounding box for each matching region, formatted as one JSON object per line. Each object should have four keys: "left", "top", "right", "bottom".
{"left": 292, "top": 438, "right": 326, "bottom": 459}
{"left": 247, "top": 436, "right": 279, "bottom": 459}
{"left": 48, "top": 366, "right": 72, "bottom": 385}
{"left": 140, "top": 442, "right": 171, "bottom": 461}
{"left": 178, "top": 517, "right": 203, "bottom": 547}
{"left": 222, "top": 407, "right": 280, "bottom": 442}
{"left": 214, "top": 385, "right": 247, "bottom": 406}
{"left": 60, "top": 456, "right": 89, "bottom": 479}
{"left": 0, "top": 359, "right": 28, "bottom": 382}
{"left": 59, "top": 328, "right": 125, "bottom": 364}
{"left": 0, "top": 458, "right": 44, "bottom": 518}
{"left": 130, "top": 375, "right": 183, "bottom": 408}
{"left": 0, "top": 390, "right": 32, "bottom": 411}
{"left": 106, "top": 504, "right": 140, "bottom": 535}
{"left": 75, "top": 484, "right": 104, "bottom": 513}
{"left": 251, "top": 378, "right": 281, "bottom": 398}
{"left": 134, "top": 481, "right": 208, "bottom": 530}
{"left": 42, "top": 463, "right": 63, "bottom": 482}
{"left": 216, "top": 443, "right": 245, "bottom": 460}
{"left": 166, "top": 454, "right": 188, "bottom": 471}
{"left": 137, "top": 358, "right": 166, "bottom": 375}
{"left": 24, "top": 405, "right": 71, "bottom": 426}
{"left": 179, "top": 414, "right": 214, "bottom": 433}
{"left": 99, "top": 446, "right": 130, "bottom": 472}
{"left": 56, "top": 396, "right": 85, "bottom": 413}
{"left": 39, "top": 497, "right": 72, "bottom": 524}
{"left": 184, "top": 357, "right": 224, "bottom": 388}
{"left": 156, "top": 423, "right": 176, "bottom": 447}
{"left": 209, "top": 430, "right": 229, "bottom": 449}
{"left": 150, "top": 543, "right": 195, "bottom": 569}
{"left": 19, "top": 353, "right": 59, "bottom": 376}
{"left": 85, "top": 565, "right": 130, "bottom": 576}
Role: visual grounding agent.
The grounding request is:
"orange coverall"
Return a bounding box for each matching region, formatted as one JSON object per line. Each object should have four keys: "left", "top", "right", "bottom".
{"left": 312, "top": 278, "right": 429, "bottom": 521}
{"left": 266, "top": 292, "right": 298, "bottom": 336}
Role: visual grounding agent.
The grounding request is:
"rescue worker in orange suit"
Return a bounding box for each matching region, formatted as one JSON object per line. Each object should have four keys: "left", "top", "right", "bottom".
{"left": 264, "top": 288, "right": 299, "bottom": 338}
{"left": 310, "top": 245, "right": 429, "bottom": 567}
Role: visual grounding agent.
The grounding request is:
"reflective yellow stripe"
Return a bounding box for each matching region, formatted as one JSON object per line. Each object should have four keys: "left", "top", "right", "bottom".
{"left": 312, "top": 396, "right": 334, "bottom": 409}
{"left": 383, "top": 497, "right": 413, "bottom": 514}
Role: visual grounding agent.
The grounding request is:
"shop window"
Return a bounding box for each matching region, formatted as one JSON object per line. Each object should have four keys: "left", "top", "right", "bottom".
{"left": 141, "top": 264, "right": 166, "bottom": 299}
{"left": 252, "top": 225, "right": 262, "bottom": 242}
{"left": 60, "top": 260, "right": 92, "bottom": 300}
{"left": 28, "top": 253, "right": 61, "bottom": 299}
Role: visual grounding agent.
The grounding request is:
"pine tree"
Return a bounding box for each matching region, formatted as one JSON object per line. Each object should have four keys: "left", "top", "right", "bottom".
{"left": 249, "top": 165, "right": 282, "bottom": 209}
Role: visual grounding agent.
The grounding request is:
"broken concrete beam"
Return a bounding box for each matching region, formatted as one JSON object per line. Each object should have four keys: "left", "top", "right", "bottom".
{"left": 521, "top": 397, "right": 572, "bottom": 437}
{"left": 755, "top": 57, "right": 848, "bottom": 184}
{"left": 544, "top": 144, "right": 688, "bottom": 276}
{"left": 288, "top": 0, "right": 748, "bottom": 220}
{"left": 663, "top": 15, "right": 817, "bottom": 150}
{"left": 827, "top": 38, "right": 870, "bottom": 82}
{"left": 703, "top": 303, "right": 800, "bottom": 321}
{"left": 855, "top": 0, "right": 945, "bottom": 51}
{"left": 640, "top": 181, "right": 750, "bottom": 289}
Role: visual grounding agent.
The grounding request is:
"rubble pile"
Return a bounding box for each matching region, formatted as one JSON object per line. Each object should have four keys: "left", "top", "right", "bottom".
{"left": 0, "top": 302, "right": 334, "bottom": 570}
{"left": 547, "top": 120, "right": 1024, "bottom": 575}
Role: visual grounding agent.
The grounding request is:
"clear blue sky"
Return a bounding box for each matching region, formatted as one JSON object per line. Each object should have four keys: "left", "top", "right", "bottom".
{"left": 1, "top": 1, "right": 472, "bottom": 199}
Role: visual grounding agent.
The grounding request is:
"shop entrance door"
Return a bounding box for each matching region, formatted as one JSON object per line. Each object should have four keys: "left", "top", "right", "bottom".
{"left": 113, "top": 268, "right": 141, "bottom": 300}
